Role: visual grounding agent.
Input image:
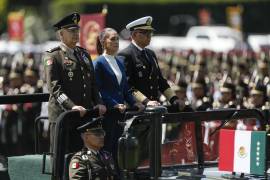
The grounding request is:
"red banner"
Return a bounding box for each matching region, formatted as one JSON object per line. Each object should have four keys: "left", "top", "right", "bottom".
{"left": 80, "top": 13, "right": 105, "bottom": 58}
{"left": 8, "top": 12, "right": 24, "bottom": 41}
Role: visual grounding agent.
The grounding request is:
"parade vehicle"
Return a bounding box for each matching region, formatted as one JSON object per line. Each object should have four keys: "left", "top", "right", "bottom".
{"left": 1, "top": 93, "right": 270, "bottom": 180}
{"left": 247, "top": 34, "right": 270, "bottom": 52}
{"left": 149, "top": 26, "right": 244, "bottom": 52}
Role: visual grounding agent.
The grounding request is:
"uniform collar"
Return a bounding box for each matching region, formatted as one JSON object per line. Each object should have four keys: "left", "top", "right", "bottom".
{"left": 87, "top": 147, "right": 99, "bottom": 155}
{"left": 131, "top": 40, "right": 143, "bottom": 51}
{"left": 60, "top": 43, "right": 77, "bottom": 60}
{"left": 60, "top": 43, "right": 76, "bottom": 54}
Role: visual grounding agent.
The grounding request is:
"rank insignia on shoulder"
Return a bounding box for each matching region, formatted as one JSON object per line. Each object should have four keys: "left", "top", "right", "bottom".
{"left": 71, "top": 162, "right": 79, "bottom": 169}
{"left": 46, "top": 46, "right": 60, "bottom": 53}
{"left": 82, "top": 154, "right": 88, "bottom": 160}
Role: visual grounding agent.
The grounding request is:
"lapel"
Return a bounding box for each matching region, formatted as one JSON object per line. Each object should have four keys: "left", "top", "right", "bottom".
{"left": 115, "top": 57, "right": 124, "bottom": 88}
{"left": 101, "top": 56, "right": 121, "bottom": 89}
{"left": 130, "top": 44, "right": 148, "bottom": 66}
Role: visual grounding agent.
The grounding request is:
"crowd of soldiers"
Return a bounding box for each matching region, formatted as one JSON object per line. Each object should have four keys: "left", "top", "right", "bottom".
{"left": 0, "top": 46, "right": 269, "bottom": 157}
{"left": 0, "top": 52, "right": 47, "bottom": 156}
{"left": 157, "top": 48, "right": 270, "bottom": 112}
{"left": 156, "top": 47, "right": 270, "bottom": 163}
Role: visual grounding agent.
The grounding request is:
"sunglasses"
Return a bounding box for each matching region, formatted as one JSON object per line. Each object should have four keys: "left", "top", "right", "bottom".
{"left": 86, "top": 129, "right": 106, "bottom": 137}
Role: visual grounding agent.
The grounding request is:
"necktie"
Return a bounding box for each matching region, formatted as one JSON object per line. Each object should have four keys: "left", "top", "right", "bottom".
{"left": 141, "top": 49, "right": 151, "bottom": 67}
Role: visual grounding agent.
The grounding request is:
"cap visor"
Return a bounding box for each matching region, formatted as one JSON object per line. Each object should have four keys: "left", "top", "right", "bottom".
{"left": 62, "top": 24, "right": 80, "bottom": 29}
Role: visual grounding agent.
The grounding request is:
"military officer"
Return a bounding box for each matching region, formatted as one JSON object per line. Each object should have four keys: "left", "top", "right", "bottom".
{"left": 69, "top": 118, "right": 117, "bottom": 180}
{"left": 44, "top": 12, "right": 106, "bottom": 153}
{"left": 117, "top": 16, "right": 184, "bottom": 166}
{"left": 118, "top": 16, "right": 182, "bottom": 108}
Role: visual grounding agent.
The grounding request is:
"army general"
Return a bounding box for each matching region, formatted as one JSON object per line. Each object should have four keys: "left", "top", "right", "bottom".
{"left": 44, "top": 12, "right": 106, "bottom": 153}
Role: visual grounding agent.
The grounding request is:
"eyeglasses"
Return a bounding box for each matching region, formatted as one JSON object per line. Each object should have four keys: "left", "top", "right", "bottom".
{"left": 137, "top": 30, "right": 153, "bottom": 37}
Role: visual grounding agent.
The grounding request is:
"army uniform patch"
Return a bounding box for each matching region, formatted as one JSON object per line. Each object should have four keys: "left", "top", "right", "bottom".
{"left": 71, "top": 162, "right": 79, "bottom": 169}
{"left": 45, "top": 58, "right": 53, "bottom": 66}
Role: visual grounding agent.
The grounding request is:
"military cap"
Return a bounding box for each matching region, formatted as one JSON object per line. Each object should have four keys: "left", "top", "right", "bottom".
{"left": 77, "top": 118, "right": 103, "bottom": 133}
{"left": 126, "top": 16, "right": 154, "bottom": 31}
{"left": 9, "top": 70, "right": 22, "bottom": 80}
{"left": 258, "top": 59, "right": 268, "bottom": 69}
{"left": 24, "top": 67, "right": 38, "bottom": 77}
{"left": 250, "top": 83, "right": 266, "bottom": 95}
{"left": 53, "top": 12, "right": 80, "bottom": 31}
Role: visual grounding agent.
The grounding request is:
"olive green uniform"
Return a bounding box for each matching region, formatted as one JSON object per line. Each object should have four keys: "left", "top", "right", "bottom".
{"left": 69, "top": 148, "right": 116, "bottom": 180}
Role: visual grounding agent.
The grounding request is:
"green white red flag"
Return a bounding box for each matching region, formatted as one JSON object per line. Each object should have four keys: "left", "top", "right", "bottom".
{"left": 219, "top": 129, "right": 266, "bottom": 175}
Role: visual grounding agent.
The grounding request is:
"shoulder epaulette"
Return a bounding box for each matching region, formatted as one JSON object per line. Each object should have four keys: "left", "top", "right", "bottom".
{"left": 76, "top": 46, "right": 88, "bottom": 52}
{"left": 46, "top": 46, "right": 60, "bottom": 53}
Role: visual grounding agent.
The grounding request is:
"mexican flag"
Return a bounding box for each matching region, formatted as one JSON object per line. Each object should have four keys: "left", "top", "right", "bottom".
{"left": 218, "top": 129, "right": 266, "bottom": 175}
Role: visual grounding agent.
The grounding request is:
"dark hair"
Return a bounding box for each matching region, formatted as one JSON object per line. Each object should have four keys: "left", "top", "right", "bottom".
{"left": 96, "top": 28, "right": 117, "bottom": 55}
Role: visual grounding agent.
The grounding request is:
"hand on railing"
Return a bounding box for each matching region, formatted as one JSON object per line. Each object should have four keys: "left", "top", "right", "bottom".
{"left": 83, "top": 108, "right": 100, "bottom": 119}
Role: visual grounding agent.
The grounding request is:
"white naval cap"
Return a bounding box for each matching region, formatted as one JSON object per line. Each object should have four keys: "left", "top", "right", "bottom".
{"left": 126, "top": 16, "right": 154, "bottom": 31}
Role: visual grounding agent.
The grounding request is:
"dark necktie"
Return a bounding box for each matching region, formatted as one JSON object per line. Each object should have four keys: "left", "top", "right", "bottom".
{"left": 141, "top": 49, "right": 152, "bottom": 67}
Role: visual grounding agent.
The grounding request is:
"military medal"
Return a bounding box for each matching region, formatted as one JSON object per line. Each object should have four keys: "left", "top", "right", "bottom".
{"left": 68, "top": 69, "right": 74, "bottom": 80}
{"left": 45, "top": 58, "right": 53, "bottom": 66}
{"left": 138, "top": 71, "right": 143, "bottom": 77}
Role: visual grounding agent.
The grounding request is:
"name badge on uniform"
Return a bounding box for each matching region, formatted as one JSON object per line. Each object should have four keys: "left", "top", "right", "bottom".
{"left": 138, "top": 71, "right": 143, "bottom": 77}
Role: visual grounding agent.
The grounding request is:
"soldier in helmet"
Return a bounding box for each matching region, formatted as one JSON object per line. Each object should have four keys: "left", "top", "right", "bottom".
{"left": 69, "top": 118, "right": 117, "bottom": 180}
{"left": 44, "top": 12, "right": 106, "bottom": 153}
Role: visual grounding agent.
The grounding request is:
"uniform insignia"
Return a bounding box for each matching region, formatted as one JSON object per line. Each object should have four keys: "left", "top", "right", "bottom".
{"left": 71, "top": 162, "right": 79, "bottom": 169}
{"left": 87, "top": 150, "right": 92, "bottom": 155}
{"left": 138, "top": 71, "right": 143, "bottom": 77}
{"left": 46, "top": 46, "right": 60, "bottom": 53}
{"left": 68, "top": 71, "right": 74, "bottom": 79}
{"left": 146, "top": 18, "right": 152, "bottom": 25}
{"left": 72, "top": 14, "right": 78, "bottom": 24}
{"left": 82, "top": 154, "right": 88, "bottom": 160}
{"left": 45, "top": 58, "right": 53, "bottom": 66}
